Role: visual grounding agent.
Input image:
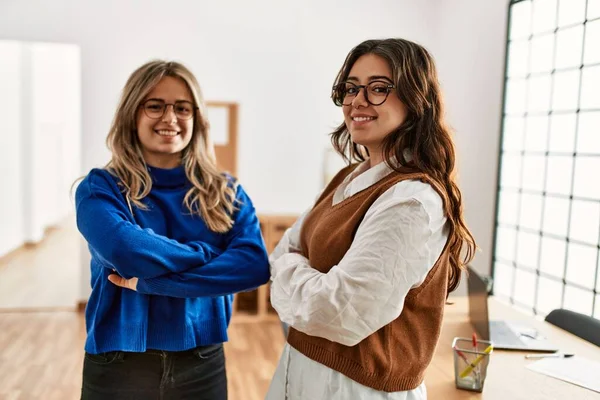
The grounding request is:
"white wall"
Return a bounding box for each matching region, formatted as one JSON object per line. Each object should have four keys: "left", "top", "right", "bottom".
{"left": 29, "top": 43, "right": 82, "bottom": 240}
{"left": 0, "top": 40, "right": 82, "bottom": 256}
{"left": 435, "top": 0, "right": 510, "bottom": 281}
{"left": 0, "top": 0, "right": 440, "bottom": 301}
{"left": 0, "top": 0, "right": 439, "bottom": 215}
{"left": 0, "top": 0, "right": 510, "bottom": 300}
{"left": 0, "top": 41, "right": 25, "bottom": 256}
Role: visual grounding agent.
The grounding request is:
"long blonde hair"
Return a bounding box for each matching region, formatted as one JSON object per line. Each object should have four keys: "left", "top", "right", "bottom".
{"left": 106, "top": 60, "right": 237, "bottom": 233}
{"left": 331, "top": 39, "right": 476, "bottom": 293}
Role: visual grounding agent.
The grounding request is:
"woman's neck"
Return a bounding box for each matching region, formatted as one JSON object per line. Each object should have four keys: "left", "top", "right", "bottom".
{"left": 367, "top": 148, "right": 384, "bottom": 169}
{"left": 143, "top": 152, "right": 182, "bottom": 169}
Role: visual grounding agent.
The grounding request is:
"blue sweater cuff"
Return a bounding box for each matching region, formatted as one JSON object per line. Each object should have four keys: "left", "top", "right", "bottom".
{"left": 136, "top": 279, "right": 152, "bottom": 295}
{"left": 137, "top": 277, "right": 188, "bottom": 297}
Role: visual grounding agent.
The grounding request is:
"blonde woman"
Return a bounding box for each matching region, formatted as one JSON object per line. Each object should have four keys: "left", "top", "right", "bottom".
{"left": 75, "top": 60, "right": 269, "bottom": 399}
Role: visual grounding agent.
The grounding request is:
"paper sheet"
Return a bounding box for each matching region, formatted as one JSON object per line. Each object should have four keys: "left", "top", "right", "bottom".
{"left": 526, "top": 356, "right": 600, "bottom": 393}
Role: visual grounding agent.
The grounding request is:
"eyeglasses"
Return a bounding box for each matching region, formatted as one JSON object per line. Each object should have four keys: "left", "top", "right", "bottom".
{"left": 140, "top": 99, "right": 198, "bottom": 120}
{"left": 332, "top": 80, "right": 396, "bottom": 107}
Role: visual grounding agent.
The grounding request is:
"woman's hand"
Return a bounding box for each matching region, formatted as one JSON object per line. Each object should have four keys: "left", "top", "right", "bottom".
{"left": 108, "top": 274, "right": 139, "bottom": 291}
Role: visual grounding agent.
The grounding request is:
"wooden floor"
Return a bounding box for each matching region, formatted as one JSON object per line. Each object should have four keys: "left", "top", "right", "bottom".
{"left": 0, "top": 311, "right": 285, "bottom": 400}
{"left": 0, "top": 217, "right": 80, "bottom": 310}
{"left": 0, "top": 218, "right": 285, "bottom": 400}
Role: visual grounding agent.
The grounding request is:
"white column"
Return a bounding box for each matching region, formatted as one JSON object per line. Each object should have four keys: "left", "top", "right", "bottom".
{"left": 0, "top": 41, "right": 26, "bottom": 257}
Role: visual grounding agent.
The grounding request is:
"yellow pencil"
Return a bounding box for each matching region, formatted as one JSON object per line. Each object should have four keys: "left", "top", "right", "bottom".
{"left": 459, "top": 344, "right": 494, "bottom": 378}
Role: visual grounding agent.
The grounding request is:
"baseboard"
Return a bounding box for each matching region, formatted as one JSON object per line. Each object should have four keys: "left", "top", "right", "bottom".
{"left": 0, "top": 224, "right": 65, "bottom": 265}
{"left": 77, "top": 300, "right": 87, "bottom": 313}
{"left": 0, "top": 244, "right": 28, "bottom": 265}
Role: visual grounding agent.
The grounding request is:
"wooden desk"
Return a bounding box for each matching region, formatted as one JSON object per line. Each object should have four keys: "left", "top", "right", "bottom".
{"left": 425, "top": 296, "right": 600, "bottom": 399}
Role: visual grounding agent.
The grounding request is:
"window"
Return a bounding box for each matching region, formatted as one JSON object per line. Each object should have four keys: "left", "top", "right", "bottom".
{"left": 492, "top": 0, "right": 600, "bottom": 318}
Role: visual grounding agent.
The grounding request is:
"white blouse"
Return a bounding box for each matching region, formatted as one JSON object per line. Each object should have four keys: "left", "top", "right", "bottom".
{"left": 266, "top": 159, "right": 449, "bottom": 400}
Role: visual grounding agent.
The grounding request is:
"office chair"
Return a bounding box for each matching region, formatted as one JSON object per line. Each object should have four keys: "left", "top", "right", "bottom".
{"left": 545, "top": 308, "right": 600, "bottom": 347}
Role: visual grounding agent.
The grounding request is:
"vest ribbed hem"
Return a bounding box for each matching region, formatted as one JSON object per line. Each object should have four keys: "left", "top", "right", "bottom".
{"left": 287, "top": 336, "right": 424, "bottom": 392}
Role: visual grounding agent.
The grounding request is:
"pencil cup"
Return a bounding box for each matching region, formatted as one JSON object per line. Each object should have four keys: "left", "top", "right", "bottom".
{"left": 452, "top": 337, "right": 493, "bottom": 392}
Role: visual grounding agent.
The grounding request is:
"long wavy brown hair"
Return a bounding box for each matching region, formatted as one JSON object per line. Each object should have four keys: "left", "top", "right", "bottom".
{"left": 330, "top": 38, "right": 476, "bottom": 293}
{"left": 105, "top": 60, "right": 237, "bottom": 233}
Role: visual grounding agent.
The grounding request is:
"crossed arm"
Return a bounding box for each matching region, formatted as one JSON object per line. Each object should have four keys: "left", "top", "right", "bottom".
{"left": 269, "top": 184, "right": 447, "bottom": 346}
{"left": 76, "top": 171, "right": 269, "bottom": 297}
{"left": 76, "top": 174, "right": 222, "bottom": 280}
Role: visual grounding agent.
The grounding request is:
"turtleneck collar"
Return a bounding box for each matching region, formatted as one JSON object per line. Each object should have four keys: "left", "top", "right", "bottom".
{"left": 147, "top": 164, "right": 188, "bottom": 188}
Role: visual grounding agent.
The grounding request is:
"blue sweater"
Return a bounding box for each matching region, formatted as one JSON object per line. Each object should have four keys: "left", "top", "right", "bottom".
{"left": 75, "top": 165, "right": 270, "bottom": 354}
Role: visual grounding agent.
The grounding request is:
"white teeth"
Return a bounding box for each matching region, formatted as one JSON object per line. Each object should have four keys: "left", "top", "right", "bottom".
{"left": 353, "top": 116, "right": 375, "bottom": 122}
{"left": 156, "top": 130, "right": 178, "bottom": 137}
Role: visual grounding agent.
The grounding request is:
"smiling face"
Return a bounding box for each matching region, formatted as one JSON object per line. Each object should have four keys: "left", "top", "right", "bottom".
{"left": 342, "top": 54, "right": 408, "bottom": 165}
{"left": 136, "top": 76, "right": 195, "bottom": 169}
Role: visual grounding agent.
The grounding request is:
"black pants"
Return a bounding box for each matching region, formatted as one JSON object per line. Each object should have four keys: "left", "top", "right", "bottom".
{"left": 81, "top": 344, "right": 227, "bottom": 400}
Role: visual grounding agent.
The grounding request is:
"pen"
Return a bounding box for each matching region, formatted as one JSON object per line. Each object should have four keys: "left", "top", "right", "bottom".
{"left": 454, "top": 346, "right": 472, "bottom": 366}
{"left": 459, "top": 344, "right": 494, "bottom": 378}
{"left": 525, "top": 353, "right": 574, "bottom": 359}
{"left": 471, "top": 332, "right": 480, "bottom": 379}
{"left": 453, "top": 346, "right": 471, "bottom": 364}
{"left": 454, "top": 345, "right": 482, "bottom": 381}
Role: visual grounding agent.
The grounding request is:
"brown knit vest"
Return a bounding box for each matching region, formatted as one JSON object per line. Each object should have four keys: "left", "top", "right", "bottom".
{"left": 287, "top": 163, "right": 452, "bottom": 392}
